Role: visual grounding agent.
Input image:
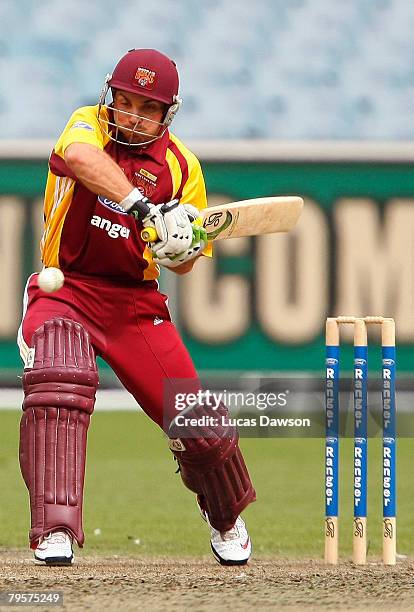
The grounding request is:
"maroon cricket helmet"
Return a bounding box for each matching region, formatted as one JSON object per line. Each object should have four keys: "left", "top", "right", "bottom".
{"left": 108, "top": 48, "right": 179, "bottom": 105}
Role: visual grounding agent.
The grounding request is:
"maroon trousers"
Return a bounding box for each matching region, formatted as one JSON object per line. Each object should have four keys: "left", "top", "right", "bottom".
{"left": 19, "top": 273, "right": 255, "bottom": 544}
{"left": 20, "top": 273, "right": 198, "bottom": 428}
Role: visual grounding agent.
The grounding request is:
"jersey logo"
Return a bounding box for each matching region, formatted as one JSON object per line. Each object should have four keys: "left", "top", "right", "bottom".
{"left": 139, "top": 168, "right": 157, "bottom": 182}
{"left": 133, "top": 172, "right": 157, "bottom": 198}
{"left": 71, "top": 121, "right": 95, "bottom": 131}
{"left": 97, "top": 196, "right": 128, "bottom": 215}
{"left": 90, "top": 215, "right": 131, "bottom": 239}
{"left": 134, "top": 67, "right": 156, "bottom": 90}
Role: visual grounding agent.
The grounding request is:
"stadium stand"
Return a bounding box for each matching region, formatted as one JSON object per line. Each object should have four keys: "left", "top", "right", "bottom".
{"left": 2, "top": 0, "right": 414, "bottom": 139}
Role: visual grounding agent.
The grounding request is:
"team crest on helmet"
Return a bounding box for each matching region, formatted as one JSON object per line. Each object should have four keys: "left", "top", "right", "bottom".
{"left": 134, "top": 67, "right": 156, "bottom": 90}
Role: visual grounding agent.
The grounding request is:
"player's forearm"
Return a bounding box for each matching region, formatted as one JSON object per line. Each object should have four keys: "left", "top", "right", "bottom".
{"left": 64, "top": 143, "right": 134, "bottom": 203}
{"left": 168, "top": 258, "right": 199, "bottom": 275}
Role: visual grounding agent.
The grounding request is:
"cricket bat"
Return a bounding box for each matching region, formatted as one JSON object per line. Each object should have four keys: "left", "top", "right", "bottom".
{"left": 140, "top": 196, "right": 304, "bottom": 242}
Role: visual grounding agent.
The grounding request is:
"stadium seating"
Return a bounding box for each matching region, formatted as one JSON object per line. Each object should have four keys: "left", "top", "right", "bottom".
{"left": 2, "top": 0, "right": 414, "bottom": 139}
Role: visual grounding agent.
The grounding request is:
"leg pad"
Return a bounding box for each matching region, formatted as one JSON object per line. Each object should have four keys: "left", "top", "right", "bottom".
{"left": 19, "top": 318, "right": 98, "bottom": 547}
{"left": 169, "top": 400, "right": 256, "bottom": 532}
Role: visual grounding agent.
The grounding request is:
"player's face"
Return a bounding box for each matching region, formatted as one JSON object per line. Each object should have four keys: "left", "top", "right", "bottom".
{"left": 112, "top": 91, "right": 166, "bottom": 144}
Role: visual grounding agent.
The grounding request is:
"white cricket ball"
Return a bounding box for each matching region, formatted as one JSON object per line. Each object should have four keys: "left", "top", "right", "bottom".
{"left": 38, "top": 267, "right": 65, "bottom": 293}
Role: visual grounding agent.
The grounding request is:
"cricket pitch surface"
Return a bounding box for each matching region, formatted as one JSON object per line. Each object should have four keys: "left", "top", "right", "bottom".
{"left": 1, "top": 552, "right": 413, "bottom": 611}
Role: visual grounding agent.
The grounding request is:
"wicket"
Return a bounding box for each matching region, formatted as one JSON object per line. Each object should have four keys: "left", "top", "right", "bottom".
{"left": 324, "top": 316, "right": 396, "bottom": 565}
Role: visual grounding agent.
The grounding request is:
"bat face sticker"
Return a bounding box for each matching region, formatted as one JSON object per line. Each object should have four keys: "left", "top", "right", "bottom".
{"left": 203, "top": 211, "right": 234, "bottom": 239}
{"left": 140, "top": 196, "right": 303, "bottom": 243}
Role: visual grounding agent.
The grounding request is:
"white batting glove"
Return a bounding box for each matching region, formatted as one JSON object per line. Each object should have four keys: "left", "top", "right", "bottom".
{"left": 143, "top": 199, "right": 193, "bottom": 259}
{"left": 182, "top": 203, "right": 201, "bottom": 223}
{"left": 153, "top": 219, "right": 207, "bottom": 268}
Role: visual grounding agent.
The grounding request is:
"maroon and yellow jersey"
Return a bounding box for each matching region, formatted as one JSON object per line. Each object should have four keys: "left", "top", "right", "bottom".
{"left": 41, "top": 104, "right": 209, "bottom": 282}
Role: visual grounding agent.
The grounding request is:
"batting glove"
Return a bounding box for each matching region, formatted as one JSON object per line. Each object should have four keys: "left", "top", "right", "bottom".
{"left": 143, "top": 199, "right": 194, "bottom": 259}
{"left": 153, "top": 220, "right": 207, "bottom": 268}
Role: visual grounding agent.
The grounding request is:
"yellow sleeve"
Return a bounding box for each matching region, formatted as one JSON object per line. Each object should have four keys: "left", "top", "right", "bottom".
{"left": 180, "top": 157, "right": 212, "bottom": 258}
{"left": 180, "top": 157, "right": 207, "bottom": 211}
{"left": 54, "top": 105, "right": 107, "bottom": 158}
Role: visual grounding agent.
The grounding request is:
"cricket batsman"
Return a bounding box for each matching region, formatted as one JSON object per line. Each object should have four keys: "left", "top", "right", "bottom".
{"left": 17, "top": 49, "right": 256, "bottom": 566}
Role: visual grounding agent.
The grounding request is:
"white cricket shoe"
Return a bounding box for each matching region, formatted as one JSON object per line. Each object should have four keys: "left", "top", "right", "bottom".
{"left": 199, "top": 502, "right": 252, "bottom": 566}
{"left": 34, "top": 530, "right": 74, "bottom": 566}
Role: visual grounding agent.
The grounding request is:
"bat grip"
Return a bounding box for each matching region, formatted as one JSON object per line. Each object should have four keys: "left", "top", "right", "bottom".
{"left": 141, "top": 199, "right": 179, "bottom": 242}
{"left": 141, "top": 202, "right": 199, "bottom": 243}
{"left": 141, "top": 226, "right": 158, "bottom": 242}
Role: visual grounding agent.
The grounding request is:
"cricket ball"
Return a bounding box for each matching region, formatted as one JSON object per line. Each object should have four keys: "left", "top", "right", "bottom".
{"left": 38, "top": 267, "right": 65, "bottom": 293}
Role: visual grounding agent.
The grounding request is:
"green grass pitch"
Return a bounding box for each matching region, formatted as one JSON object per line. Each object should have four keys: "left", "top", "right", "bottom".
{"left": 1, "top": 410, "right": 413, "bottom": 558}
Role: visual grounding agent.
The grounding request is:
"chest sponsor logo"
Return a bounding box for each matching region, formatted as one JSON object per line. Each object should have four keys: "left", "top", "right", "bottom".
{"left": 91, "top": 215, "right": 131, "bottom": 239}
{"left": 97, "top": 196, "right": 128, "bottom": 215}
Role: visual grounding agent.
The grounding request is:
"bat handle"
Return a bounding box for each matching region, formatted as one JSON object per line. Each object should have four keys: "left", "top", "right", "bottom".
{"left": 141, "top": 226, "right": 158, "bottom": 242}
{"left": 141, "top": 199, "right": 179, "bottom": 242}
{"left": 140, "top": 202, "right": 199, "bottom": 242}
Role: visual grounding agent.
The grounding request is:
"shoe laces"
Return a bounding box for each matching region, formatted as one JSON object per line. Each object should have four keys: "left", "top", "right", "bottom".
{"left": 44, "top": 531, "right": 69, "bottom": 545}
{"left": 219, "top": 524, "right": 240, "bottom": 542}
